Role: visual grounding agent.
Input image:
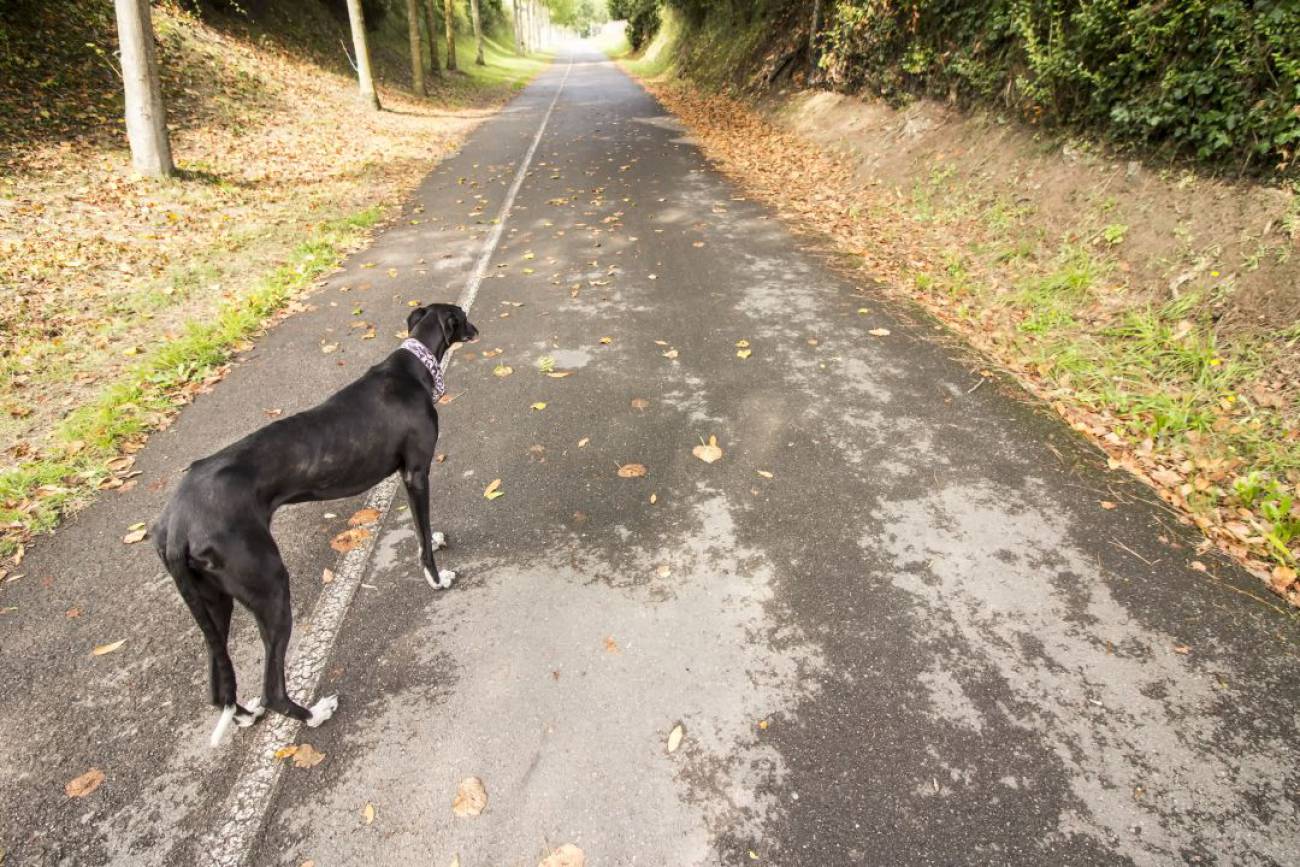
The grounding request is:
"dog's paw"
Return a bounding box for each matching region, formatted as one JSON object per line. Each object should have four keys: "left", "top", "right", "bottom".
{"left": 424, "top": 566, "right": 455, "bottom": 590}
{"left": 209, "top": 704, "right": 237, "bottom": 749}
{"left": 234, "top": 698, "right": 265, "bottom": 728}
{"left": 305, "top": 694, "right": 338, "bottom": 728}
{"left": 431, "top": 531, "right": 447, "bottom": 550}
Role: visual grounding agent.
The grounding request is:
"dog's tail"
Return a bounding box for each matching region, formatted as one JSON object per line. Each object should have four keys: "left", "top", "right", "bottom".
{"left": 154, "top": 516, "right": 237, "bottom": 748}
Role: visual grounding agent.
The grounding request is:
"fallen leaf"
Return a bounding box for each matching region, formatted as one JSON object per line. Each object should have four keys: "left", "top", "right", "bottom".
{"left": 867, "top": 328, "right": 891, "bottom": 337}
{"left": 649, "top": 493, "right": 657, "bottom": 504}
{"left": 1151, "top": 468, "right": 1182, "bottom": 487}
{"left": 1271, "top": 565, "right": 1297, "bottom": 593}
{"left": 292, "top": 743, "right": 325, "bottom": 768}
{"left": 1190, "top": 560, "right": 1208, "bottom": 573}
{"left": 92, "top": 639, "right": 125, "bottom": 656}
{"left": 321, "top": 342, "right": 338, "bottom": 354}
{"left": 435, "top": 453, "right": 447, "bottom": 463}
{"left": 362, "top": 802, "right": 375, "bottom": 825}
{"left": 274, "top": 745, "right": 299, "bottom": 760}
{"left": 758, "top": 719, "right": 769, "bottom": 731}
{"left": 493, "top": 364, "right": 514, "bottom": 378}
{"left": 667, "top": 724, "right": 684, "bottom": 753}
{"left": 348, "top": 508, "right": 381, "bottom": 526}
{"left": 330, "top": 527, "right": 372, "bottom": 553}
{"left": 452, "top": 776, "right": 487, "bottom": 817}
{"left": 484, "top": 479, "right": 504, "bottom": 500}
{"left": 1172, "top": 644, "right": 1191, "bottom": 655}
{"left": 599, "top": 336, "right": 612, "bottom": 345}
{"left": 630, "top": 398, "right": 649, "bottom": 411}
{"left": 65, "top": 768, "right": 105, "bottom": 798}
{"left": 577, "top": 437, "right": 590, "bottom": 447}
{"left": 322, "top": 568, "right": 335, "bottom": 585}
{"left": 538, "top": 844, "right": 586, "bottom": 867}
{"left": 603, "top": 635, "right": 620, "bottom": 653}
{"left": 692, "top": 435, "right": 723, "bottom": 464}
{"left": 122, "top": 527, "right": 147, "bottom": 544}
{"left": 736, "top": 348, "right": 752, "bottom": 359}
{"left": 756, "top": 470, "right": 773, "bottom": 479}
{"left": 618, "top": 463, "right": 648, "bottom": 478}
{"left": 547, "top": 370, "right": 574, "bottom": 378}
{"left": 1099, "top": 501, "right": 1117, "bottom": 510}
{"left": 531, "top": 402, "right": 547, "bottom": 411}
{"left": 735, "top": 339, "right": 750, "bottom": 348}
{"left": 656, "top": 563, "right": 671, "bottom": 577}
{"left": 662, "top": 348, "right": 679, "bottom": 359}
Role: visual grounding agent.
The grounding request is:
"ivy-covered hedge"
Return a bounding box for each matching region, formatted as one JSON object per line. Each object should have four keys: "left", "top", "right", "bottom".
{"left": 820, "top": 0, "right": 1300, "bottom": 176}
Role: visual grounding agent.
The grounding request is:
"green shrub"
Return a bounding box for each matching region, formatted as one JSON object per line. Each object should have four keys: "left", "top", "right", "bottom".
{"left": 819, "top": 0, "right": 1300, "bottom": 176}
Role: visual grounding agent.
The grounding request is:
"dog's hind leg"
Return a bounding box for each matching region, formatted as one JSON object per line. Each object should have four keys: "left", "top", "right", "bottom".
{"left": 203, "top": 592, "right": 264, "bottom": 729}
{"left": 245, "top": 564, "right": 337, "bottom": 727}
{"left": 401, "top": 464, "right": 454, "bottom": 590}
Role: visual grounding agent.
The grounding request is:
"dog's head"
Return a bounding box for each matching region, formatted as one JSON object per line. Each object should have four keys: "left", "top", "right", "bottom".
{"left": 407, "top": 303, "right": 478, "bottom": 352}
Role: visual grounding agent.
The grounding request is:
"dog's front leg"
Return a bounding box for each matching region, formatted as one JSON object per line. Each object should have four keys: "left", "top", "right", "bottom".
{"left": 402, "top": 466, "right": 453, "bottom": 590}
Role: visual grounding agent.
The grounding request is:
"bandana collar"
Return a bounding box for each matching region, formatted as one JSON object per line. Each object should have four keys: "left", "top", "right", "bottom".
{"left": 401, "top": 338, "right": 446, "bottom": 401}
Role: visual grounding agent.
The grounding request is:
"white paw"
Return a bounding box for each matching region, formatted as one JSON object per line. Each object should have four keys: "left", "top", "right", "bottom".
{"left": 431, "top": 531, "right": 447, "bottom": 550}
{"left": 305, "top": 694, "right": 339, "bottom": 728}
{"left": 234, "top": 698, "right": 265, "bottom": 728}
{"left": 424, "top": 566, "right": 456, "bottom": 590}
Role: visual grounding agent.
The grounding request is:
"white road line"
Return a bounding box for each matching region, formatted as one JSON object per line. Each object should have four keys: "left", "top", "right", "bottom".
{"left": 201, "top": 54, "right": 573, "bottom": 867}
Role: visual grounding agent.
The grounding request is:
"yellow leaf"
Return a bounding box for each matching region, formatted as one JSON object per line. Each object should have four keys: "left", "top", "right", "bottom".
{"left": 692, "top": 435, "right": 723, "bottom": 464}
{"left": 618, "top": 463, "right": 648, "bottom": 478}
{"left": 122, "top": 527, "right": 147, "bottom": 544}
{"left": 599, "top": 336, "right": 612, "bottom": 345}
{"left": 531, "top": 402, "right": 547, "bottom": 411}
{"left": 667, "top": 723, "right": 684, "bottom": 753}
{"left": 92, "top": 639, "right": 125, "bottom": 656}
{"left": 662, "top": 348, "right": 679, "bottom": 359}
{"left": 736, "top": 348, "right": 752, "bottom": 359}
{"left": 577, "top": 437, "right": 590, "bottom": 447}
{"left": 274, "top": 745, "right": 299, "bottom": 761}
{"left": 547, "top": 370, "right": 574, "bottom": 378}
{"left": 867, "top": 328, "right": 891, "bottom": 337}
{"left": 484, "top": 479, "right": 504, "bottom": 500}
{"left": 493, "top": 364, "right": 514, "bottom": 378}
{"left": 735, "top": 339, "right": 750, "bottom": 348}
{"left": 362, "top": 802, "right": 376, "bottom": 825}
{"left": 756, "top": 470, "right": 773, "bottom": 479}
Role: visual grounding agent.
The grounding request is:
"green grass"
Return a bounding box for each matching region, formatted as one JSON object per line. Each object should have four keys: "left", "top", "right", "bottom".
{"left": 0, "top": 208, "right": 381, "bottom": 554}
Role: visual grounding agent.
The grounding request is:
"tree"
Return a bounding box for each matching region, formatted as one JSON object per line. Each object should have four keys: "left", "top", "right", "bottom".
{"left": 808, "top": 0, "right": 821, "bottom": 75}
{"left": 423, "top": 0, "right": 441, "bottom": 76}
{"left": 113, "top": 0, "right": 173, "bottom": 178}
{"left": 470, "top": 0, "right": 486, "bottom": 66}
{"left": 407, "top": 0, "right": 426, "bottom": 94}
{"left": 444, "top": 0, "right": 458, "bottom": 71}
{"left": 512, "top": 0, "right": 525, "bottom": 54}
{"left": 344, "top": 0, "right": 380, "bottom": 109}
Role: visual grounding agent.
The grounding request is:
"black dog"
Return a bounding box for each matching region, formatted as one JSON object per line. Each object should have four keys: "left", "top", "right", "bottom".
{"left": 152, "top": 303, "right": 478, "bottom": 746}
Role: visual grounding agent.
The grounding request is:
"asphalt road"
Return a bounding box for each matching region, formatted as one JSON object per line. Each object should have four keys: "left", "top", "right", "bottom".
{"left": 3, "top": 46, "right": 1299, "bottom": 867}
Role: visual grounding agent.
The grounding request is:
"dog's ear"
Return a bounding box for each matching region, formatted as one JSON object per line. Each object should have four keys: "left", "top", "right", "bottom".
{"left": 406, "top": 306, "right": 430, "bottom": 334}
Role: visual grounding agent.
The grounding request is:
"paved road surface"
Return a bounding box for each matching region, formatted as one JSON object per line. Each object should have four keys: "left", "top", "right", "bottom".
{"left": 3, "top": 46, "right": 1299, "bottom": 867}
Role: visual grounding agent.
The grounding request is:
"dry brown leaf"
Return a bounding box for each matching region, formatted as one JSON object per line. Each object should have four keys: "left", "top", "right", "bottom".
{"left": 452, "top": 776, "right": 487, "bottom": 817}
{"left": 1099, "top": 501, "right": 1117, "bottom": 510}
{"left": 692, "top": 435, "right": 723, "bottom": 464}
{"left": 630, "top": 398, "right": 649, "bottom": 411}
{"left": 92, "top": 639, "right": 125, "bottom": 656}
{"left": 292, "top": 743, "right": 325, "bottom": 768}
{"left": 348, "top": 508, "right": 381, "bottom": 526}
{"left": 330, "top": 527, "right": 372, "bottom": 553}
{"left": 65, "top": 768, "right": 105, "bottom": 798}
{"left": 539, "top": 844, "right": 586, "bottom": 867}
{"left": 618, "top": 463, "right": 648, "bottom": 478}
{"left": 603, "top": 635, "right": 620, "bottom": 654}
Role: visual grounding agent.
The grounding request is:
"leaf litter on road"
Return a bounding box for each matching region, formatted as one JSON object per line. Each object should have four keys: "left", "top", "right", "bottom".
{"left": 65, "top": 768, "right": 105, "bottom": 798}
{"left": 484, "top": 479, "right": 504, "bottom": 500}
{"left": 693, "top": 435, "right": 724, "bottom": 464}
{"left": 452, "top": 776, "right": 487, "bottom": 817}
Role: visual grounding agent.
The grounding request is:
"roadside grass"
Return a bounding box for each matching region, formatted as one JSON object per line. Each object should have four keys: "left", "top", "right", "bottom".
{"left": 0, "top": 210, "right": 378, "bottom": 555}
{"left": 618, "top": 28, "right": 1300, "bottom": 594}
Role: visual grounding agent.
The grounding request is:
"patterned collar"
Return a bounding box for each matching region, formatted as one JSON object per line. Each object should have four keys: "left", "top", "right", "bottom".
{"left": 400, "top": 338, "right": 446, "bottom": 401}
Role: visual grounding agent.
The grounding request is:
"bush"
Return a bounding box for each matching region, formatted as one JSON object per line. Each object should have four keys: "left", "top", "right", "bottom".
{"left": 610, "top": 0, "right": 661, "bottom": 49}
{"left": 819, "top": 0, "right": 1300, "bottom": 176}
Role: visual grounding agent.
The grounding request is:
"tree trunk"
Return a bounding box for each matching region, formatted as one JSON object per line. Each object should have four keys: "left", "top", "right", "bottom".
{"left": 407, "top": 0, "right": 426, "bottom": 94}
{"left": 809, "top": 0, "right": 822, "bottom": 75}
{"left": 470, "top": 0, "right": 485, "bottom": 65}
{"left": 345, "top": 0, "right": 380, "bottom": 109}
{"left": 112, "top": 0, "right": 173, "bottom": 177}
{"left": 512, "top": 0, "right": 524, "bottom": 54}
{"left": 444, "top": 0, "right": 458, "bottom": 71}
{"left": 423, "top": 0, "right": 441, "bottom": 75}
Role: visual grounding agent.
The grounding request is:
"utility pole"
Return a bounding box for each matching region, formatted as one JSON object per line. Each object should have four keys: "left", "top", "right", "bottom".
{"left": 112, "top": 0, "right": 174, "bottom": 177}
